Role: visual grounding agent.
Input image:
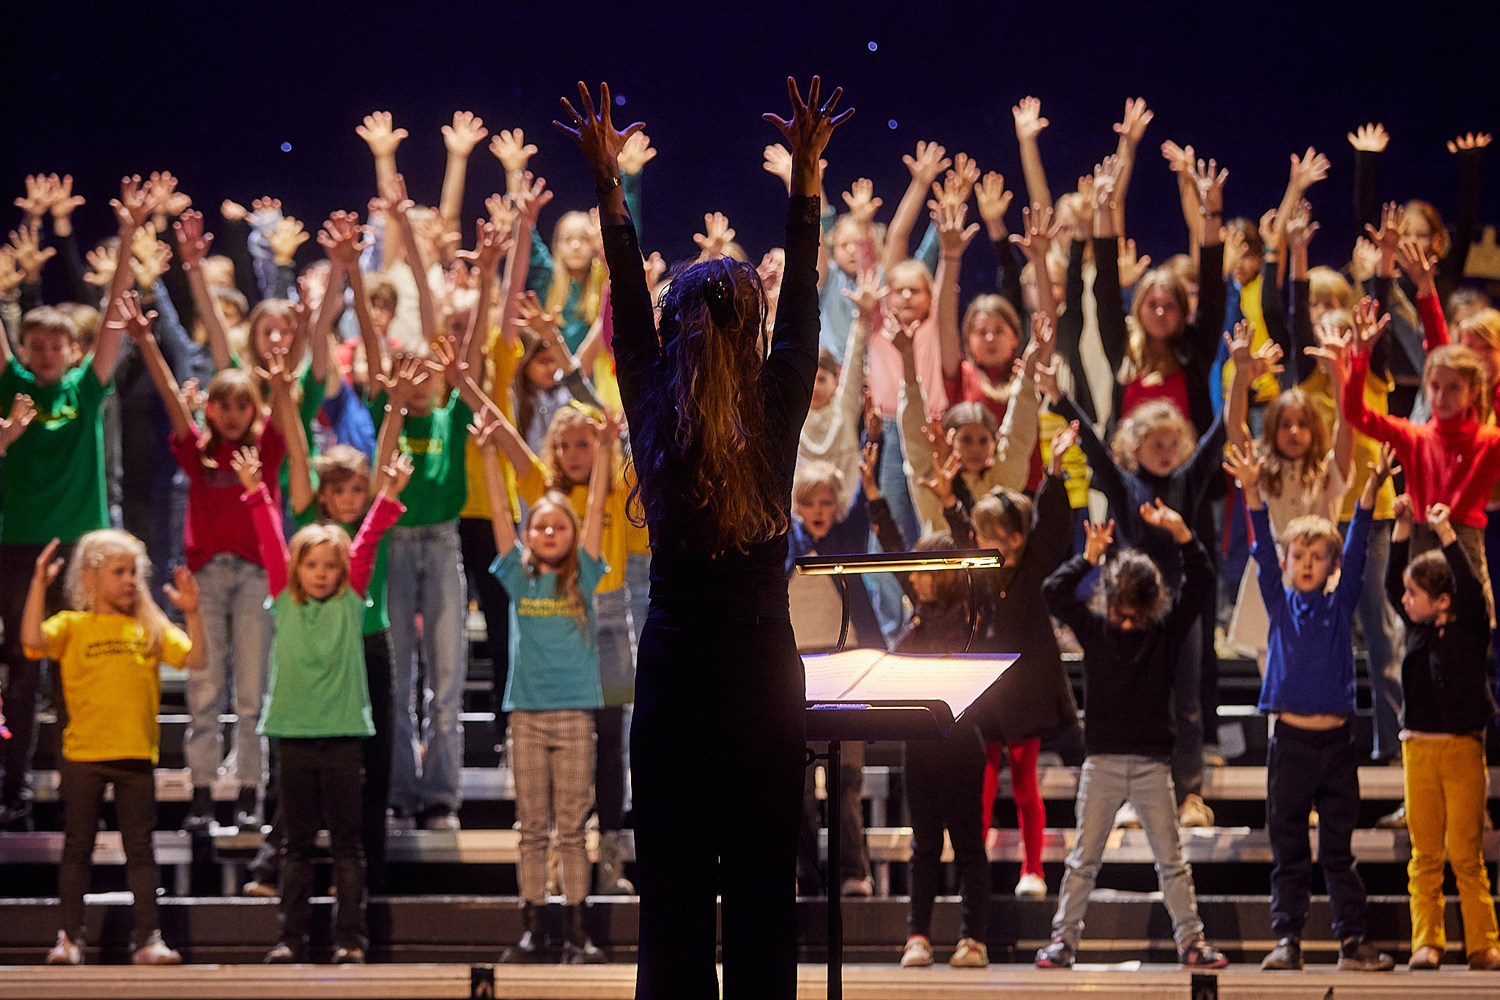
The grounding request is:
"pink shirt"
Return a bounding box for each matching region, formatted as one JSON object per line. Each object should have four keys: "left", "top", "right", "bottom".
{"left": 868, "top": 314, "right": 947, "bottom": 420}
{"left": 172, "top": 421, "right": 286, "bottom": 571}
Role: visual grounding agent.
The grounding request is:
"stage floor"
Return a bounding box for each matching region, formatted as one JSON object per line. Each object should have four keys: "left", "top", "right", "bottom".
{"left": 0, "top": 963, "right": 1495, "bottom": 1000}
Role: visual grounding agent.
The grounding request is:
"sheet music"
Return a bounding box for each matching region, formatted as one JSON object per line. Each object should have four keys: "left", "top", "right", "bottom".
{"left": 803, "top": 651, "right": 1016, "bottom": 718}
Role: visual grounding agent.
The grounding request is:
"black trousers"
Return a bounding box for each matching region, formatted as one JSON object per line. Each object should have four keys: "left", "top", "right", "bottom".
{"left": 1267, "top": 720, "right": 1368, "bottom": 941}
{"left": 459, "top": 517, "right": 511, "bottom": 738}
{"left": 594, "top": 704, "right": 628, "bottom": 831}
{"left": 277, "top": 737, "right": 366, "bottom": 952}
{"left": 59, "top": 758, "right": 160, "bottom": 943}
{"left": 904, "top": 721, "right": 990, "bottom": 941}
{"left": 631, "top": 611, "right": 804, "bottom": 1000}
{"left": 0, "top": 541, "right": 72, "bottom": 807}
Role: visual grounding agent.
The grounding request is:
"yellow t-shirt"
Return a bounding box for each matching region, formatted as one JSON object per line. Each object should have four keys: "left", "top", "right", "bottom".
{"left": 28, "top": 611, "right": 191, "bottom": 764}
{"left": 516, "top": 456, "right": 630, "bottom": 593}
{"left": 1220, "top": 275, "right": 1282, "bottom": 406}
{"left": 460, "top": 329, "right": 524, "bottom": 522}
{"left": 1302, "top": 366, "right": 1396, "bottom": 521}
{"left": 1038, "top": 410, "right": 1091, "bottom": 508}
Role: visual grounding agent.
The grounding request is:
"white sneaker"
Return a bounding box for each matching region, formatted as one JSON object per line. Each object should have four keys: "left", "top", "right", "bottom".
{"left": 1014, "top": 872, "right": 1047, "bottom": 897}
{"left": 46, "top": 931, "right": 82, "bottom": 965}
{"left": 1113, "top": 802, "right": 1141, "bottom": 829}
{"left": 901, "top": 934, "right": 934, "bottom": 967}
{"left": 131, "top": 931, "right": 182, "bottom": 965}
{"left": 840, "top": 876, "right": 874, "bottom": 897}
{"left": 949, "top": 937, "right": 989, "bottom": 967}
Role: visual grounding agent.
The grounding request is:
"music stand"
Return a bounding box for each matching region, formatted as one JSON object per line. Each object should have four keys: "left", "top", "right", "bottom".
{"left": 796, "top": 549, "right": 1009, "bottom": 1000}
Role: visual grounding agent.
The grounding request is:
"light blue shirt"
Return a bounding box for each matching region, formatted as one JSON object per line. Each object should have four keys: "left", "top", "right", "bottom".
{"left": 492, "top": 545, "right": 607, "bottom": 712}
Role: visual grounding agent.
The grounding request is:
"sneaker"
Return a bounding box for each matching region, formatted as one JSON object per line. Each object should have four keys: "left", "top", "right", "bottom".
{"left": 0, "top": 798, "right": 34, "bottom": 830}
{"left": 46, "top": 931, "right": 82, "bottom": 966}
{"left": 423, "top": 806, "right": 461, "bottom": 831}
{"left": 386, "top": 807, "right": 416, "bottom": 832}
{"left": 1035, "top": 938, "right": 1074, "bottom": 968}
{"left": 1408, "top": 945, "right": 1442, "bottom": 969}
{"left": 1337, "top": 938, "right": 1394, "bottom": 971}
{"left": 1260, "top": 936, "right": 1302, "bottom": 970}
{"left": 1178, "top": 936, "right": 1228, "bottom": 969}
{"left": 181, "top": 787, "right": 215, "bottom": 832}
{"left": 1178, "top": 794, "right": 1215, "bottom": 828}
{"left": 234, "top": 787, "right": 262, "bottom": 829}
{"left": 900, "top": 935, "right": 933, "bottom": 968}
{"left": 1374, "top": 805, "right": 1406, "bottom": 829}
{"left": 1113, "top": 802, "right": 1141, "bottom": 829}
{"left": 1013, "top": 873, "right": 1047, "bottom": 898}
{"left": 840, "top": 876, "right": 873, "bottom": 897}
{"left": 131, "top": 931, "right": 182, "bottom": 965}
{"left": 332, "top": 946, "right": 365, "bottom": 964}
{"left": 242, "top": 880, "right": 278, "bottom": 898}
{"left": 265, "top": 942, "right": 298, "bottom": 964}
{"left": 949, "top": 937, "right": 989, "bottom": 967}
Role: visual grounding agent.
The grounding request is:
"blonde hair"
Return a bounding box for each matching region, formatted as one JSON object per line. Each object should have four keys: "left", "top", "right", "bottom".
{"left": 1425, "top": 343, "right": 1491, "bottom": 421}
{"left": 885, "top": 259, "right": 934, "bottom": 302}
{"left": 1122, "top": 268, "right": 1190, "bottom": 384}
{"left": 243, "top": 298, "right": 300, "bottom": 371}
{"left": 522, "top": 492, "right": 587, "bottom": 631}
{"left": 1456, "top": 307, "right": 1500, "bottom": 352}
{"left": 286, "top": 524, "right": 353, "bottom": 604}
{"left": 1282, "top": 515, "right": 1342, "bottom": 566}
{"left": 66, "top": 530, "right": 170, "bottom": 656}
{"left": 546, "top": 212, "right": 606, "bottom": 325}
{"left": 1308, "top": 267, "right": 1353, "bottom": 310}
{"left": 1258, "top": 389, "right": 1330, "bottom": 498}
{"left": 793, "top": 461, "right": 843, "bottom": 507}
{"left": 540, "top": 405, "right": 617, "bottom": 493}
{"left": 1110, "top": 399, "right": 1196, "bottom": 472}
{"left": 1403, "top": 200, "right": 1449, "bottom": 259}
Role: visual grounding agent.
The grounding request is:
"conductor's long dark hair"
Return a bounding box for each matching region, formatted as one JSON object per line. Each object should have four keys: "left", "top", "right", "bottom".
{"left": 627, "top": 256, "right": 789, "bottom": 554}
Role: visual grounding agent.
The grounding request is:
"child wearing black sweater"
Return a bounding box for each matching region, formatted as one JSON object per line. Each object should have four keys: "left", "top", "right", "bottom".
{"left": 861, "top": 443, "right": 990, "bottom": 969}
{"left": 1388, "top": 497, "right": 1500, "bottom": 971}
{"left": 1036, "top": 501, "right": 1226, "bottom": 970}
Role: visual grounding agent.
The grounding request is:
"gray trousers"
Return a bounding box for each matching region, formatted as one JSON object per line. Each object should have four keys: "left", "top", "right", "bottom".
{"left": 509, "top": 709, "right": 596, "bottom": 905}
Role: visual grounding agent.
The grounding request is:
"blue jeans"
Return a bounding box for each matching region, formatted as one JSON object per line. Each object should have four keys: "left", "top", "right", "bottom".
{"left": 1052, "top": 754, "right": 1205, "bottom": 950}
{"left": 1345, "top": 520, "right": 1403, "bottom": 761}
{"left": 864, "top": 417, "right": 919, "bottom": 643}
{"left": 387, "top": 521, "right": 469, "bottom": 813}
{"left": 187, "top": 553, "right": 273, "bottom": 789}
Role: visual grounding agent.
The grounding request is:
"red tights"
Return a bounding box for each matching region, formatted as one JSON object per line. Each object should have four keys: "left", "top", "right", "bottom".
{"left": 982, "top": 738, "right": 1043, "bottom": 877}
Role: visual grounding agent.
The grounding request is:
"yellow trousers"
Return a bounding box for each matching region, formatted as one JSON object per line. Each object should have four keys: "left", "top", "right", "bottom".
{"left": 1403, "top": 733, "right": 1500, "bottom": 958}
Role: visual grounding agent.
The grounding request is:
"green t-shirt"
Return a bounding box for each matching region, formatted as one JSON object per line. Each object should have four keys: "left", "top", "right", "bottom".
{"left": 258, "top": 586, "right": 374, "bottom": 738}
{"left": 293, "top": 497, "right": 390, "bottom": 635}
{"left": 0, "top": 356, "right": 112, "bottom": 544}
{"left": 299, "top": 362, "right": 326, "bottom": 452}
{"left": 368, "top": 389, "right": 471, "bottom": 526}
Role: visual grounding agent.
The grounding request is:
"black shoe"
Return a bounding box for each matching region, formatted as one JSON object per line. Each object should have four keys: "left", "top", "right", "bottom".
{"left": 1179, "top": 936, "right": 1229, "bottom": 968}
{"left": 500, "top": 902, "right": 543, "bottom": 964}
{"left": 1338, "top": 938, "right": 1394, "bottom": 971}
{"left": 0, "top": 798, "right": 33, "bottom": 830}
{"left": 264, "top": 942, "right": 298, "bottom": 964}
{"left": 181, "top": 787, "right": 214, "bottom": 831}
{"left": 1261, "top": 937, "right": 1302, "bottom": 970}
{"left": 560, "top": 904, "right": 608, "bottom": 965}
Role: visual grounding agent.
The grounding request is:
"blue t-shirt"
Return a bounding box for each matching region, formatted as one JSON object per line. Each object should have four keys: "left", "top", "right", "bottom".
{"left": 491, "top": 545, "right": 607, "bottom": 712}
{"left": 1254, "top": 504, "right": 1371, "bottom": 716}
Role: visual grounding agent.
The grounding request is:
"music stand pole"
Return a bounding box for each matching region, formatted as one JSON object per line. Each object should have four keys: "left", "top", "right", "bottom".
{"left": 826, "top": 739, "right": 843, "bottom": 1000}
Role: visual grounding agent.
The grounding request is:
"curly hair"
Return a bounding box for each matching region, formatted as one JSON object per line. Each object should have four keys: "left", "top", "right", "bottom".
{"left": 1110, "top": 399, "right": 1196, "bottom": 473}
{"left": 1091, "top": 549, "right": 1172, "bottom": 626}
{"left": 66, "top": 530, "right": 171, "bottom": 656}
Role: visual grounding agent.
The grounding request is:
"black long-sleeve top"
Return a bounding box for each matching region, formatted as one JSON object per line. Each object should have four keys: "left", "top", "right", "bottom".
{"left": 1386, "top": 536, "right": 1498, "bottom": 734}
{"left": 944, "top": 473, "right": 1080, "bottom": 743}
{"left": 1355, "top": 146, "right": 1482, "bottom": 307}
{"left": 1093, "top": 237, "right": 1225, "bottom": 438}
{"left": 1054, "top": 392, "right": 1225, "bottom": 592}
{"left": 604, "top": 195, "right": 821, "bottom": 618}
{"left": 1043, "top": 538, "right": 1214, "bottom": 757}
{"left": 1057, "top": 239, "right": 1099, "bottom": 426}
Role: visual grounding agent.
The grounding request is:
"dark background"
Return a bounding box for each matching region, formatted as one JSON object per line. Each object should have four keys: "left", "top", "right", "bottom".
{"left": 5, "top": 0, "right": 1498, "bottom": 295}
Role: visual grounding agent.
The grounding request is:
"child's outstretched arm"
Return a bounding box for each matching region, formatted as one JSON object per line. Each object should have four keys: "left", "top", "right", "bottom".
{"left": 1385, "top": 493, "right": 1415, "bottom": 622}
{"left": 20, "top": 540, "right": 64, "bottom": 656}
{"left": 0, "top": 394, "right": 36, "bottom": 456}
{"left": 439, "top": 112, "right": 488, "bottom": 236}
{"left": 119, "top": 290, "right": 196, "bottom": 440}
{"left": 234, "top": 447, "right": 289, "bottom": 597}
{"left": 1427, "top": 502, "right": 1487, "bottom": 623}
{"left": 582, "top": 410, "right": 619, "bottom": 562}
{"left": 378, "top": 175, "right": 438, "bottom": 343}
{"left": 162, "top": 566, "right": 207, "bottom": 671}
{"left": 1011, "top": 97, "right": 1053, "bottom": 214}
{"left": 1109, "top": 98, "right": 1153, "bottom": 233}
{"left": 260, "top": 346, "right": 313, "bottom": 517}
{"left": 458, "top": 219, "right": 512, "bottom": 374}
{"left": 1044, "top": 518, "right": 1112, "bottom": 638}
{"left": 94, "top": 176, "right": 159, "bottom": 383}
{"left": 882, "top": 141, "right": 950, "bottom": 277}
{"left": 1337, "top": 298, "right": 1407, "bottom": 448}
{"left": 473, "top": 414, "right": 519, "bottom": 554}
{"left": 174, "top": 209, "right": 235, "bottom": 371}
{"left": 349, "top": 454, "right": 411, "bottom": 596}
{"left": 1337, "top": 443, "right": 1395, "bottom": 611}
{"left": 933, "top": 200, "right": 979, "bottom": 381}
{"left": 1143, "top": 499, "right": 1213, "bottom": 624}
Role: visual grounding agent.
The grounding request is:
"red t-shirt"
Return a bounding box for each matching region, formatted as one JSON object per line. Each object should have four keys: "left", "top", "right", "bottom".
{"left": 172, "top": 421, "right": 286, "bottom": 571}
{"left": 1122, "top": 367, "right": 1191, "bottom": 425}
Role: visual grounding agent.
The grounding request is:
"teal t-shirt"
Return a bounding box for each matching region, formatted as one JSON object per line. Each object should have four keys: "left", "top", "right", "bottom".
{"left": 368, "top": 389, "right": 471, "bottom": 526}
{"left": 0, "top": 356, "right": 111, "bottom": 544}
{"left": 258, "top": 586, "right": 375, "bottom": 738}
{"left": 292, "top": 498, "right": 390, "bottom": 635}
{"left": 492, "top": 545, "right": 607, "bottom": 712}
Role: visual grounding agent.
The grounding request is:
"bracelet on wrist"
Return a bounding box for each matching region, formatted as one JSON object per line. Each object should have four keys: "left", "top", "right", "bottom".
{"left": 595, "top": 175, "right": 622, "bottom": 201}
